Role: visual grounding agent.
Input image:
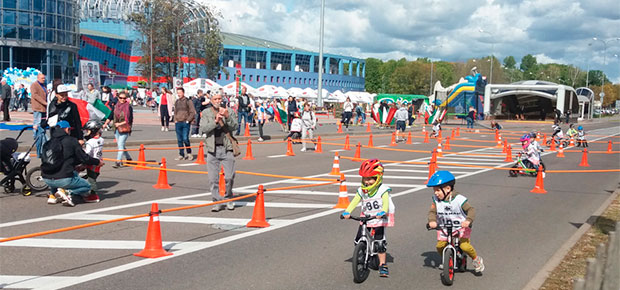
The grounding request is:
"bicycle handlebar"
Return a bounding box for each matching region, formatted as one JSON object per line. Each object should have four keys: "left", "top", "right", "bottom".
{"left": 426, "top": 223, "right": 472, "bottom": 231}
{"left": 340, "top": 215, "right": 379, "bottom": 222}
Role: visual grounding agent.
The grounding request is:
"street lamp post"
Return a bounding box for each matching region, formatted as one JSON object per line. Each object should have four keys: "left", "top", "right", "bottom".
{"left": 317, "top": 0, "right": 325, "bottom": 107}
{"left": 591, "top": 37, "right": 620, "bottom": 110}
{"left": 479, "top": 29, "right": 495, "bottom": 84}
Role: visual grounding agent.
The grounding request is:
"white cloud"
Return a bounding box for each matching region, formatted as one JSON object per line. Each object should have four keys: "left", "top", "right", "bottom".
{"left": 203, "top": 0, "right": 620, "bottom": 83}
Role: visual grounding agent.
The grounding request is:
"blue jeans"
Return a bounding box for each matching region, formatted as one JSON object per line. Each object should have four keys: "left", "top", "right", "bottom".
{"left": 175, "top": 122, "right": 191, "bottom": 156}
{"left": 236, "top": 110, "right": 249, "bottom": 134}
{"left": 466, "top": 117, "right": 474, "bottom": 129}
{"left": 33, "top": 111, "right": 47, "bottom": 158}
{"left": 44, "top": 172, "right": 91, "bottom": 196}
{"left": 115, "top": 130, "right": 132, "bottom": 162}
{"left": 192, "top": 113, "right": 201, "bottom": 135}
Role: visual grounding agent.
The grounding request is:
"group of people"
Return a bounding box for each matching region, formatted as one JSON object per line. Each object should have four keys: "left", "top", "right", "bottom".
{"left": 342, "top": 159, "right": 485, "bottom": 278}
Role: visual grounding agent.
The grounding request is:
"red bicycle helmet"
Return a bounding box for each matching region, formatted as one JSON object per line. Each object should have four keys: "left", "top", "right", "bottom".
{"left": 359, "top": 159, "right": 384, "bottom": 177}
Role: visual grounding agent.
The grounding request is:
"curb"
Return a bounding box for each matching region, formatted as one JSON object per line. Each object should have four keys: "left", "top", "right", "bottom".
{"left": 522, "top": 188, "right": 620, "bottom": 290}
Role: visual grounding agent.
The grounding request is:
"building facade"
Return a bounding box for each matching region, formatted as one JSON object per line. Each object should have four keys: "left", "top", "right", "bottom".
{"left": 1, "top": 0, "right": 79, "bottom": 82}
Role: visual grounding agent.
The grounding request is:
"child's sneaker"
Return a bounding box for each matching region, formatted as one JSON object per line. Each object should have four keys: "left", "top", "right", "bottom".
{"left": 379, "top": 264, "right": 389, "bottom": 277}
{"left": 437, "top": 263, "right": 443, "bottom": 270}
{"left": 84, "top": 192, "right": 100, "bottom": 203}
{"left": 473, "top": 256, "right": 485, "bottom": 273}
{"left": 47, "top": 194, "right": 58, "bottom": 204}
{"left": 55, "top": 189, "right": 74, "bottom": 207}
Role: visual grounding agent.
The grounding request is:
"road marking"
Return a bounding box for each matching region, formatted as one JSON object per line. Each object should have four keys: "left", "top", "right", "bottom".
{"left": 0, "top": 238, "right": 207, "bottom": 250}
{"left": 340, "top": 174, "right": 430, "bottom": 180}
{"left": 267, "top": 154, "right": 288, "bottom": 158}
{"left": 231, "top": 189, "right": 353, "bottom": 196}
{"left": 276, "top": 180, "right": 425, "bottom": 188}
{"left": 177, "top": 163, "right": 201, "bottom": 167}
{"left": 57, "top": 214, "right": 291, "bottom": 226}
{"left": 329, "top": 149, "right": 346, "bottom": 152}
{"left": 0, "top": 275, "right": 75, "bottom": 289}
{"left": 158, "top": 200, "right": 335, "bottom": 209}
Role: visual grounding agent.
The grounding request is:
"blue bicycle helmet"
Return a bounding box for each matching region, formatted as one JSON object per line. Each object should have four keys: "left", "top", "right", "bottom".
{"left": 578, "top": 126, "right": 583, "bottom": 130}
{"left": 426, "top": 171, "right": 456, "bottom": 187}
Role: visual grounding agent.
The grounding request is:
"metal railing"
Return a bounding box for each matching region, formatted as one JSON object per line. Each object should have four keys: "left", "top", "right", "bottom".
{"left": 573, "top": 221, "right": 620, "bottom": 290}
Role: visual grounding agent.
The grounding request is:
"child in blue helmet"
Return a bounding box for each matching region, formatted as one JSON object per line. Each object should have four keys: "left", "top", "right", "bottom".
{"left": 426, "top": 171, "right": 484, "bottom": 273}
{"left": 576, "top": 125, "right": 587, "bottom": 147}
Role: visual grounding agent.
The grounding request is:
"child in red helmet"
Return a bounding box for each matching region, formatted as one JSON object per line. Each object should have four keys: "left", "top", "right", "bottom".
{"left": 342, "top": 159, "right": 395, "bottom": 277}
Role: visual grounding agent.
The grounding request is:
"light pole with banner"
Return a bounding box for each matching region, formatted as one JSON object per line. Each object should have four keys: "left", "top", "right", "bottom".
{"left": 592, "top": 37, "right": 620, "bottom": 111}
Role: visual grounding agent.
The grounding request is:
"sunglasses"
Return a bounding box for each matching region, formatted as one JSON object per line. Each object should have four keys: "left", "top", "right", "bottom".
{"left": 118, "top": 97, "right": 128, "bottom": 99}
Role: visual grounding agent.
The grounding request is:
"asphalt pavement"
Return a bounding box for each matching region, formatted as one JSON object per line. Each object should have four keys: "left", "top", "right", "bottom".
{"left": 0, "top": 113, "right": 619, "bottom": 290}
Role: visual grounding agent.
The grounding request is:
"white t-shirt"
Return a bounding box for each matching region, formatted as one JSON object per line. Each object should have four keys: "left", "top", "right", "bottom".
{"left": 84, "top": 136, "right": 104, "bottom": 160}
{"left": 290, "top": 118, "right": 303, "bottom": 132}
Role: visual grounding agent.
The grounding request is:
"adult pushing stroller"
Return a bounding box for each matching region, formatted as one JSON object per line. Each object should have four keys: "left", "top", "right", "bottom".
{"left": 0, "top": 126, "right": 49, "bottom": 195}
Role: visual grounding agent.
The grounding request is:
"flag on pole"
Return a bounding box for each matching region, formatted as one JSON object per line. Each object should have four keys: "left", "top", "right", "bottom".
{"left": 271, "top": 101, "right": 287, "bottom": 125}
{"left": 69, "top": 98, "right": 110, "bottom": 126}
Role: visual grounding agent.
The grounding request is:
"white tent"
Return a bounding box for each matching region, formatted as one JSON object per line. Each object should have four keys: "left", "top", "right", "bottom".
{"left": 222, "top": 82, "right": 255, "bottom": 95}
{"left": 255, "top": 85, "right": 277, "bottom": 98}
{"left": 329, "top": 90, "right": 347, "bottom": 102}
{"left": 287, "top": 87, "right": 305, "bottom": 97}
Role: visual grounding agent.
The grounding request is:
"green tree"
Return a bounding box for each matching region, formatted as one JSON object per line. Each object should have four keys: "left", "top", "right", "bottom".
{"left": 364, "top": 58, "right": 383, "bottom": 93}
{"left": 503, "top": 56, "right": 516, "bottom": 69}
{"left": 130, "top": 0, "right": 222, "bottom": 87}
{"left": 520, "top": 54, "right": 538, "bottom": 72}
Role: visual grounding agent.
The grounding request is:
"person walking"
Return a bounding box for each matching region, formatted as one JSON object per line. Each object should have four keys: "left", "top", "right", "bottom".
{"left": 173, "top": 88, "right": 196, "bottom": 160}
{"left": 158, "top": 87, "right": 174, "bottom": 131}
{"left": 394, "top": 103, "right": 408, "bottom": 141}
{"left": 342, "top": 97, "right": 354, "bottom": 130}
{"left": 112, "top": 91, "right": 133, "bottom": 168}
{"left": 407, "top": 103, "right": 415, "bottom": 127}
{"left": 1, "top": 79, "right": 12, "bottom": 121}
{"left": 30, "top": 73, "right": 48, "bottom": 156}
{"left": 300, "top": 102, "right": 317, "bottom": 152}
{"left": 236, "top": 86, "right": 251, "bottom": 136}
{"left": 256, "top": 99, "right": 267, "bottom": 142}
{"left": 286, "top": 96, "right": 297, "bottom": 131}
{"left": 191, "top": 89, "right": 206, "bottom": 137}
{"left": 200, "top": 93, "right": 238, "bottom": 212}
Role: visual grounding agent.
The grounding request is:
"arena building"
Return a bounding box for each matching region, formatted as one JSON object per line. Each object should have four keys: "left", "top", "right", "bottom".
{"left": 78, "top": 0, "right": 365, "bottom": 92}
{"left": 0, "top": 0, "right": 79, "bottom": 83}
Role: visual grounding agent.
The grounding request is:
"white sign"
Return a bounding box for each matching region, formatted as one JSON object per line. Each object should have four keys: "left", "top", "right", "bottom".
{"left": 79, "top": 60, "right": 101, "bottom": 90}
{"left": 173, "top": 77, "right": 183, "bottom": 89}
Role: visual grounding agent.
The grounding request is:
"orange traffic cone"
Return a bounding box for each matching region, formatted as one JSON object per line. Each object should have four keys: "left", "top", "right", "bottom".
{"left": 354, "top": 142, "right": 361, "bottom": 160}
{"left": 134, "top": 203, "right": 173, "bottom": 258}
{"left": 579, "top": 148, "right": 590, "bottom": 167}
{"left": 315, "top": 136, "right": 323, "bottom": 153}
{"left": 406, "top": 132, "right": 412, "bottom": 144}
{"left": 496, "top": 136, "right": 503, "bottom": 148}
{"left": 368, "top": 134, "right": 374, "bottom": 147}
{"left": 153, "top": 158, "right": 171, "bottom": 189}
{"left": 456, "top": 127, "right": 460, "bottom": 136}
{"left": 243, "top": 139, "right": 255, "bottom": 160}
{"left": 426, "top": 160, "right": 437, "bottom": 183}
{"left": 134, "top": 144, "right": 147, "bottom": 170}
{"left": 329, "top": 152, "right": 341, "bottom": 175}
{"left": 438, "top": 129, "right": 442, "bottom": 140}
{"left": 549, "top": 139, "right": 556, "bottom": 152}
{"left": 334, "top": 173, "right": 350, "bottom": 209}
{"left": 247, "top": 185, "right": 270, "bottom": 228}
{"left": 337, "top": 121, "right": 343, "bottom": 133}
{"left": 219, "top": 166, "right": 226, "bottom": 197}
{"left": 502, "top": 140, "right": 507, "bottom": 153}
{"left": 608, "top": 140, "right": 613, "bottom": 153}
{"left": 543, "top": 134, "right": 547, "bottom": 146}
{"left": 495, "top": 130, "right": 499, "bottom": 142}
{"left": 422, "top": 125, "right": 426, "bottom": 133}
{"left": 343, "top": 134, "right": 351, "bottom": 150}
{"left": 444, "top": 137, "right": 451, "bottom": 150}
{"left": 569, "top": 137, "right": 575, "bottom": 147}
{"left": 194, "top": 141, "right": 206, "bottom": 165}
{"left": 286, "top": 137, "right": 295, "bottom": 156}
{"left": 530, "top": 167, "right": 547, "bottom": 194}
{"left": 437, "top": 142, "right": 443, "bottom": 157}
{"left": 366, "top": 122, "right": 371, "bottom": 133}
{"left": 390, "top": 131, "right": 397, "bottom": 146}
{"left": 504, "top": 145, "right": 513, "bottom": 162}
{"left": 423, "top": 131, "right": 430, "bottom": 143}
{"left": 244, "top": 123, "right": 250, "bottom": 137}
{"left": 431, "top": 148, "right": 437, "bottom": 164}
{"left": 556, "top": 144, "right": 565, "bottom": 158}
{"left": 451, "top": 129, "right": 455, "bottom": 138}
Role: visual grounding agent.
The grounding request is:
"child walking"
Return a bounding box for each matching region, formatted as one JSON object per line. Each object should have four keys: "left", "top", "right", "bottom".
{"left": 342, "top": 159, "right": 395, "bottom": 278}
{"left": 426, "top": 171, "right": 484, "bottom": 273}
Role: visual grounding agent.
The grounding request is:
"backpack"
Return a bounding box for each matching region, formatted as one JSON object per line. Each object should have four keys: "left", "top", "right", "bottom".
{"left": 41, "top": 136, "right": 65, "bottom": 173}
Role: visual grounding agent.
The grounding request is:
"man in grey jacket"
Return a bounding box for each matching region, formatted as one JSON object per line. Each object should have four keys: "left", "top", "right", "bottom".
{"left": 394, "top": 103, "right": 409, "bottom": 142}
{"left": 85, "top": 83, "right": 101, "bottom": 105}
{"left": 200, "top": 93, "right": 238, "bottom": 212}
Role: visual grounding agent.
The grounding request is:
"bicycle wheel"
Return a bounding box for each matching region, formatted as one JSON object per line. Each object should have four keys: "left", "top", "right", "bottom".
{"left": 509, "top": 164, "right": 518, "bottom": 177}
{"left": 352, "top": 241, "right": 370, "bottom": 283}
{"left": 441, "top": 249, "right": 455, "bottom": 286}
{"left": 26, "top": 166, "right": 48, "bottom": 191}
{"left": 368, "top": 255, "right": 379, "bottom": 270}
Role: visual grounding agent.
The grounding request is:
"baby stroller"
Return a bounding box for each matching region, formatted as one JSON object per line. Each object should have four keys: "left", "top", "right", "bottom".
{"left": 0, "top": 126, "right": 49, "bottom": 195}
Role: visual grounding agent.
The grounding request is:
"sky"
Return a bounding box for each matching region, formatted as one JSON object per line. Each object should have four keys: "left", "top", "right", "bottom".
{"left": 205, "top": 0, "right": 620, "bottom": 84}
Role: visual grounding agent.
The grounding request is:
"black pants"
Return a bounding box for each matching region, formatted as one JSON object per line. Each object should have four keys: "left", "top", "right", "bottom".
{"left": 160, "top": 105, "right": 170, "bottom": 127}
{"left": 342, "top": 111, "right": 352, "bottom": 128}
{"left": 2, "top": 98, "right": 10, "bottom": 121}
{"left": 258, "top": 120, "right": 264, "bottom": 138}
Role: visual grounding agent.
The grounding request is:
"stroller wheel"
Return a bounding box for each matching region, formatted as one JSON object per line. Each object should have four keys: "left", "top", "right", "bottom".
{"left": 21, "top": 185, "right": 32, "bottom": 196}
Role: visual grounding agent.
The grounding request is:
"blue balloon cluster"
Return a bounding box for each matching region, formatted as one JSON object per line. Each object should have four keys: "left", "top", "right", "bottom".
{"left": 2, "top": 67, "right": 41, "bottom": 86}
